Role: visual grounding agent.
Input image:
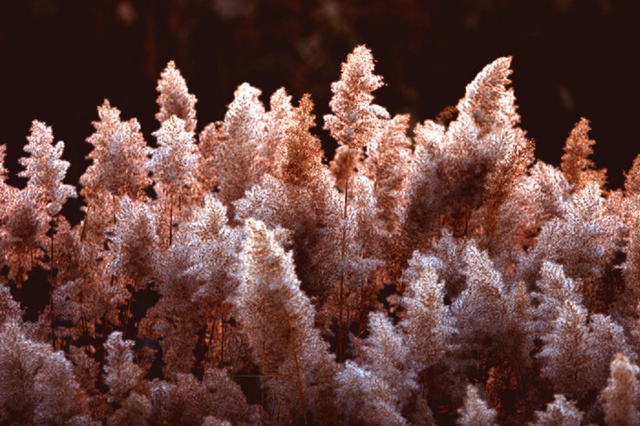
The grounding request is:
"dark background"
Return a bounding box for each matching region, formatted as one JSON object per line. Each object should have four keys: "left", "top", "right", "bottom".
{"left": 0, "top": 0, "right": 637, "bottom": 193}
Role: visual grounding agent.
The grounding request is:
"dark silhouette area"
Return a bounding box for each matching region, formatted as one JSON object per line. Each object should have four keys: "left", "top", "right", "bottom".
{"left": 0, "top": 0, "right": 637, "bottom": 191}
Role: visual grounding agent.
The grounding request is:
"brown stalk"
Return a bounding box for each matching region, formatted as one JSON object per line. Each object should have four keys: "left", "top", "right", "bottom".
{"left": 122, "top": 298, "right": 132, "bottom": 339}
{"left": 261, "top": 300, "right": 267, "bottom": 411}
{"left": 119, "top": 275, "right": 134, "bottom": 339}
{"left": 261, "top": 339, "right": 266, "bottom": 411}
{"left": 80, "top": 204, "right": 89, "bottom": 241}
{"left": 49, "top": 220, "right": 56, "bottom": 349}
{"left": 168, "top": 196, "right": 174, "bottom": 247}
{"left": 338, "top": 149, "right": 351, "bottom": 362}
{"left": 81, "top": 315, "right": 91, "bottom": 354}
{"left": 288, "top": 314, "right": 308, "bottom": 426}
{"left": 202, "top": 310, "right": 218, "bottom": 371}
{"left": 220, "top": 316, "right": 225, "bottom": 367}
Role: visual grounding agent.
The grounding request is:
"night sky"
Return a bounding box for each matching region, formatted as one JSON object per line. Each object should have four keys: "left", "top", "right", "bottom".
{"left": 0, "top": 0, "right": 637, "bottom": 196}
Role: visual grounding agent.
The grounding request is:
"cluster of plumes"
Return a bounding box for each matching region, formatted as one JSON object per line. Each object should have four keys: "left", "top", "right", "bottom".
{"left": 1, "top": 45, "right": 640, "bottom": 425}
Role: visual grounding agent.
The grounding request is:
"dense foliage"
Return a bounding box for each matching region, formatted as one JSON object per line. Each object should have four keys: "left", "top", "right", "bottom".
{"left": 1, "top": 46, "right": 638, "bottom": 425}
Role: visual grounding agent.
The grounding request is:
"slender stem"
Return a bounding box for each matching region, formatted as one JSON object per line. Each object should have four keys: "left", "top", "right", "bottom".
{"left": 220, "top": 313, "right": 226, "bottom": 368}
{"left": 81, "top": 315, "right": 90, "bottom": 353}
{"left": 80, "top": 204, "right": 89, "bottom": 241}
{"left": 259, "top": 299, "right": 267, "bottom": 410}
{"left": 49, "top": 217, "right": 56, "bottom": 349}
{"left": 343, "top": 149, "right": 351, "bottom": 220}
{"left": 205, "top": 318, "right": 216, "bottom": 369}
{"left": 49, "top": 220, "right": 55, "bottom": 273}
{"left": 169, "top": 196, "right": 174, "bottom": 247}
{"left": 122, "top": 297, "right": 132, "bottom": 339}
{"left": 288, "top": 314, "right": 308, "bottom": 426}
{"left": 338, "top": 149, "right": 351, "bottom": 362}
{"left": 261, "top": 339, "right": 266, "bottom": 411}
{"left": 111, "top": 193, "right": 117, "bottom": 225}
{"left": 201, "top": 308, "right": 218, "bottom": 372}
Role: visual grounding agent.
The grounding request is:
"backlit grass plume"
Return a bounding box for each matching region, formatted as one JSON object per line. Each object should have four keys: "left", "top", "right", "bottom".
{"left": 1, "top": 46, "right": 639, "bottom": 425}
